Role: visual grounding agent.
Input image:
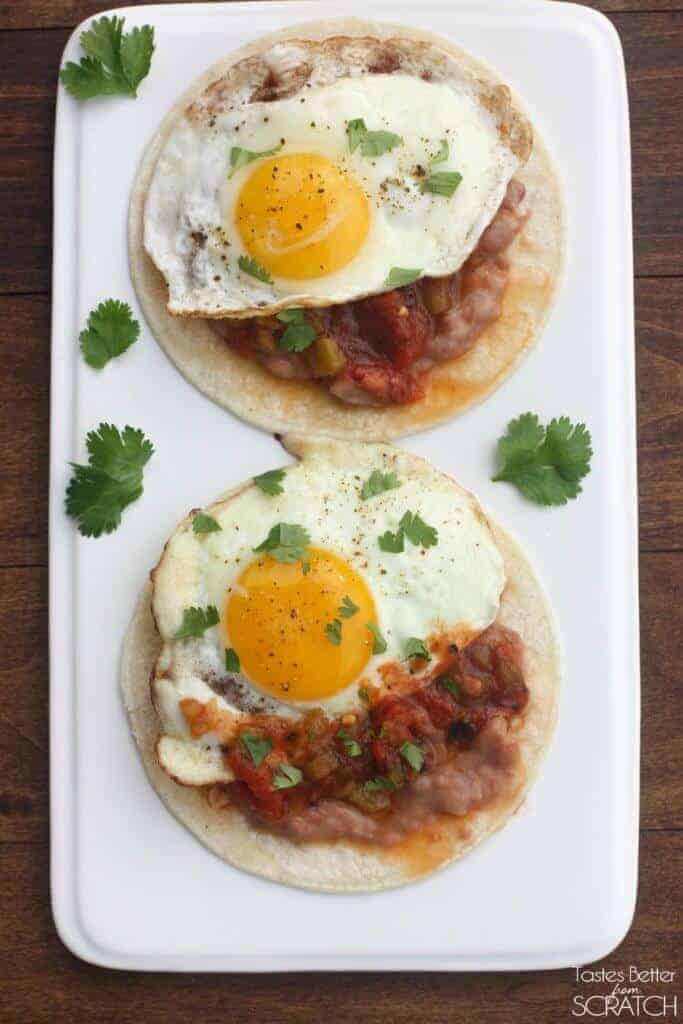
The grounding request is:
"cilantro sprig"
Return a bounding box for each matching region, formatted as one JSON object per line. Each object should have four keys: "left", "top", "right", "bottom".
{"left": 378, "top": 511, "right": 438, "bottom": 553}
{"left": 192, "top": 513, "right": 221, "bottom": 535}
{"left": 275, "top": 309, "right": 316, "bottom": 352}
{"left": 253, "top": 468, "right": 286, "bottom": 496}
{"left": 360, "top": 469, "right": 401, "bottom": 500}
{"left": 347, "top": 118, "right": 403, "bottom": 158}
{"left": 492, "top": 413, "right": 593, "bottom": 506}
{"left": 254, "top": 523, "right": 310, "bottom": 564}
{"left": 65, "top": 423, "right": 153, "bottom": 537}
{"left": 60, "top": 16, "right": 155, "bottom": 100}
{"left": 79, "top": 299, "right": 139, "bottom": 369}
{"left": 174, "top": 605, "right": 219, "bottom": 640}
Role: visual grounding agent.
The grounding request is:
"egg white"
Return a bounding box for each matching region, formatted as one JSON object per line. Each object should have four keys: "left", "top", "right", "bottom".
{"left": 144, "top": 74, "right": 520, "bottom": 316}
{"left": 151, "top": 440, "right": 506, "bottom": 778}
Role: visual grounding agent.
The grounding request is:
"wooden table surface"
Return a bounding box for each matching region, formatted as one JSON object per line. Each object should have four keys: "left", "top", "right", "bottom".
{"left": 0, "top": 0, "right": 681, "bottom": 1019}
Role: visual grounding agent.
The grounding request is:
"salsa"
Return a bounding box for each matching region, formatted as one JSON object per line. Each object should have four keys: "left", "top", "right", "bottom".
{"left": 187, "top": 623, "right": 529, "bottom": 838}
{"left": 211, "top": 180, "right": 530, "bottom": 407}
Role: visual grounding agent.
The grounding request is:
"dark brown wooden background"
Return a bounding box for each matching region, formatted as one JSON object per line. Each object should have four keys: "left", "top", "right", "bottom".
{"left": 0, "top": 1, "right": 681, "bottom": 1019}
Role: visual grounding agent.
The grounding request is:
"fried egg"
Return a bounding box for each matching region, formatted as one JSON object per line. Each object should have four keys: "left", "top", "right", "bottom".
{"left": 144, "top": 71, "right": 522, "bottom": 317}
{"left": 151, "top": 439, "right": 505, "bottom": 785}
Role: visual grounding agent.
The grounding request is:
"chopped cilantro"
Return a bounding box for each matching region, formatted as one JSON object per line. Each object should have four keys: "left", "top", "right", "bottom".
{"left": 358, "top": 685, "right": 371, "bottom": 704}
{"left": 253, "top": 522, "right": 310, "bottom": 563}
{"left": 399, "top": 510, "right": 438, "bottom": 549}
{"left": 440, "top": 676, "right": 461, "bottom": 699}
{"left": 378, "top": 528, "right": 404, "bottom": 553}
{"left": 240, "top": 732, "right": 272, "bottom": 767}
{"left": 60, "top": 16, "right": 154, "bottom": 100}
{"left": 253, "top": 468, "right": 286, "bottom": 496}
{"left": 337, "top": 730, "right": 362, "bottom": 757}
{"left": 325, "top": 619, "right": 343, "bottom": 646}
{"left": 238, "top": 254, "right": 273, "bottom": 284}
{"left": 273, "top": 763, "right": 303, "bottom": 789}
{"left": 174, "top": 605, "right": 219, "bottom": 640}
{"left": 79, "top": 299, "right": 139, "bottom": 368}
{"left": 400, "top": 741, "right": 425, "bottom": 772}
{"left": 404, "top": 637, "right": 431, "bottom": 662}
{"left": 229, "top": 142, "right": 282, "bottom": 178}
{"left": 492, "top": 413, "right": 593, "bottom": 506}
{"left": 65, "top": 423, "right": 153, "bottom": 537}
{"left": 192, "top": 513, "right": 221, "bottom": 535}
{"left": 339, "top": 596, "right": 359, "bottom": 619}
{"left": 364, "top": 775, "right": 397, "bottom": 792}
{"left": 385, "top": 267, "right": 422, "bottom": 288}
{"left": 346, "top": 118, "right": 403, "bottom": 157}
{"left": 360, "top": 469, "right": 402, "bottom": 500}
{"left": 366, "top": 623, "right": 387, "bottom": 655}
{"left": 420, "top": 170, "right": 463, "bottom": 198}
{"left": 225, "top": 648, "right": 240, "bottom": 673}
{"left": 279, "top": 322, "right": 316, "bottom": 352}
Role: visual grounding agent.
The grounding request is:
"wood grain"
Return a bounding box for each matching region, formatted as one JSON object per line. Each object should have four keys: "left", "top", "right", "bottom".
{"left": 0, "top": 832, "right": 680, "bottom": 1023}
{"left": 0, "top": 0, "right": 680, "bottom": 1016}
{"left": 0, "top": 277, "right": 678, "bottom": 566}
{"left": 0, "top": 0, "right": 682, "bottom": 31}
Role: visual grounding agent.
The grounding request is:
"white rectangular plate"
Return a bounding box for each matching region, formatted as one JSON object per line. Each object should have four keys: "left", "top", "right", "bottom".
{"left": 50, "top": 0, "right": 638, "bottom": 970}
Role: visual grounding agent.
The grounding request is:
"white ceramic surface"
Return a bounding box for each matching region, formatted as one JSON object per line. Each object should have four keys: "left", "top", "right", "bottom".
{"left": 50, "top": 0, "right": 638, "bottom": 970}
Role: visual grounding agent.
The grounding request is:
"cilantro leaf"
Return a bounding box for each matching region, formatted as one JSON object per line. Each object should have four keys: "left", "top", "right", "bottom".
{"left": 420, "top": 171, "right": 463, "bottom": 198}
{"left": 404, "top": 637, "right": 431, "bottom": 661}
{"left": 399, "top": 511, "right": 438, "bottom": 549}
{"left": 366, "top": 623, "right": 387, "bottom": 655}
{"left": 238, "top": 254, "right": 273, "bottom": 284}
{"left": 385, "top": 267, "right": 422, "bottom": 288}
{"left": 430, "top": 139, "right": 449, "bottom": 165}
{"left": 279, "top": 321, "right": 316, "bottom": 353}
{"left": 79, "top": 299, "right": 139, "bottom": 369}
{"left": 276, "top": 308, "right": 305, "bottom": 324}
{"left": 492, "top": 413, "right": 593, "bottom": 506}
{"left": 337, "top": 730, "right": 362, "bottom": 757}
{"left": 400, "top": 741, "right": 424, "bottom": 772}
{"left": 346, "top": 118, "right": 402, "bottom": 157}
{"left": 358, "top": 685, "right": 371, "bottom": 703}
{"left": 60, "top": 16, "right": 154, "bottom": 100}
{"left": 364, "top": 776, "right": 397, "bottom": 793}
{"left": 174, "top": 605, "right": 219, "bottom": 640}
{"left": 192, "top": 513, "right": 221, "bottom": 535}
{"left": 346, "top": 118, "right": 367, "bottom": 153}
{"left": 229, "top": 142, "right": 282, "bottom": 178}
{"left": 339, "top": 596, "right": 359, "bottom": 619}
{"left": 65, "top": 423, "right": 153, "bottom": 537}
{"left": 225, "top": 648, "right": 240, "bottom": 673}
{"left": 325, "top": 619, "right": 342, "bottom": 646}
{"left": 273, "top": 763, "right": 303, "bottom": 789}
{"left": 253, "top": 522, "right": 310, "bottom": 563}
{"left": 240, "top": 732, "right": 272, "bottom": 767}
{"left": 360, "top": 469, "right": 401, "bottom": 500}
{"left": 440, "top": 676, "right": 461, "bottom": 699}
{"left": 378, "top": 528, "right": 404, "bottom": 553}
{"left": 253, "top": 468, "right": 286, "bottom": 496}
{"left": 361, "top": 130, "right": 402, "bottom": 157}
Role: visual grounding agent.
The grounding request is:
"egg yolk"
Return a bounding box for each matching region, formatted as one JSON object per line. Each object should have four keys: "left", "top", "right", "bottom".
{"left": 235, "top": 153, "right": 370, "bottom": 280}
{"left": 225, "top": 547, "right": 376, "bottom": 701}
